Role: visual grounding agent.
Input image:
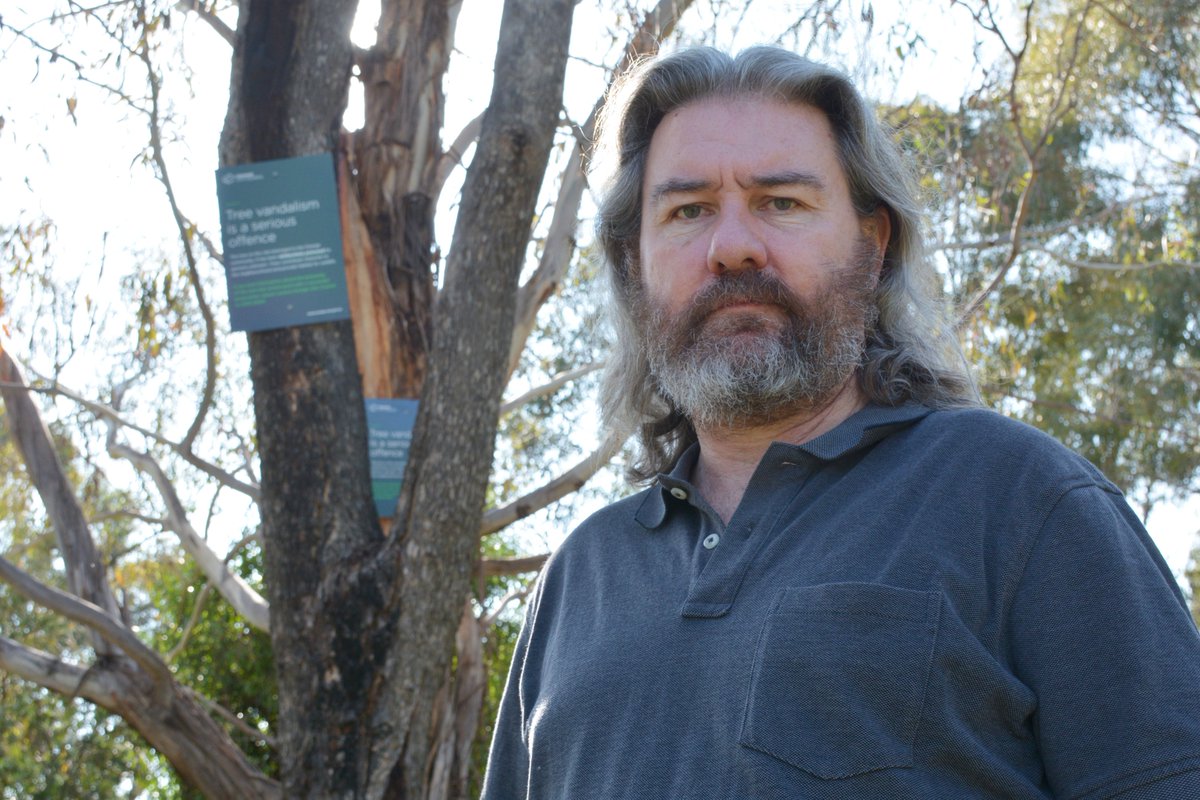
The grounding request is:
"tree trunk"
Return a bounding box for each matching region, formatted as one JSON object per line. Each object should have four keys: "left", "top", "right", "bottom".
{"left": 365, "top": 1, "right": 576, "bottom": 796}
{"left": 220, "top": 1, "right": 394, "bottom": 797}
{"left": 425, "top": 602, "right": 486, "bottom": 800}
{"left": 3, "top": 0, "right": 686, "bottom": 796}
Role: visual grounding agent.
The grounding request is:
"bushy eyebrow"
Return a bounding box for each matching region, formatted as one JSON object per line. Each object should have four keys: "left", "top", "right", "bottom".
{"left": 750, "top": 170, "right": 826, "bottom": 191}
{"left": 647, "top": 178, "right": 712, "bottom": 207}
{"left": 647, "top": 170, "right": 826, "bottom": 207}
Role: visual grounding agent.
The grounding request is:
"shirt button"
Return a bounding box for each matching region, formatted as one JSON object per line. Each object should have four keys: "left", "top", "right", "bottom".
{"left": 702, "top": 533, "right": 720, "bottom": 549}
{"left": 669, "top": 487, "right": 688, "bottom": 500}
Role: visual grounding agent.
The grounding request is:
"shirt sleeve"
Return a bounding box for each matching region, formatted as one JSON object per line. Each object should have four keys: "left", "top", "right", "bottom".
{"left": 1008, "top": 482, "right": 1200, "bottom": 799}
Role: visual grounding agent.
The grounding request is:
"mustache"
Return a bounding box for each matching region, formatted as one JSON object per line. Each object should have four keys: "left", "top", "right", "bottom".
{"left": 677, "top": 270, "right": 805, "bottom": 333}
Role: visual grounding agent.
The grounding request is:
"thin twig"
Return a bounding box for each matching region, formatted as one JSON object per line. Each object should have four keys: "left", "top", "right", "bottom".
{"left": 166, "top": 582, "right": 213, "bottom": 664}
{"left": 19, "top": 373, "right": 260, "bottom": 501}
{"left": 174, "top": 0, "right": 236, "bottom": 46}
{"left": 481, "top": 580, "right": 538, "bottom": 630}
{"left": 188, "top": 688, "right": 278, "bottom": 749}
{"left": 0, "top": 16, "right": 150, "bottom": 113}
{"left": 137, "top": 35, "right": 218, "bottom": 455}
{"left": 1027, "top": 247, "right": 1200, "bottom": 273}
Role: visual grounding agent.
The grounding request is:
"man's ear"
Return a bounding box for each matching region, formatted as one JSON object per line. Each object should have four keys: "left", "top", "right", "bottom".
{"left": 861, "top": 206, "right": 892, "bottom": 274}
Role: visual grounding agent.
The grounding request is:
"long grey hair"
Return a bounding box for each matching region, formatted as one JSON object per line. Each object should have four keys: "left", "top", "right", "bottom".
{"left": 593, "top": 46, "right": 978, "bottom": 482}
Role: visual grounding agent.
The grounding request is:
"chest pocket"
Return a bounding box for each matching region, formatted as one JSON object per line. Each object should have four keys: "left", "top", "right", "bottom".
{"left": 739, "top": 582, "right": 942, "bottom": 779}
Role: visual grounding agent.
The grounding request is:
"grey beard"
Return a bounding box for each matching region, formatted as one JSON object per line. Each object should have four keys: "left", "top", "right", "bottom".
{"left": 645, "top": 302, "right": 866, "bottom": 429}
{"left": 634, "top": 241, "right": 879, "bottom": 430}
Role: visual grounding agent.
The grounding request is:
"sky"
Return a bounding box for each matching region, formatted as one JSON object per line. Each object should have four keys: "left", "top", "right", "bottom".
{"left": 1, "top": 0, "right": 1197, "bottom": 583}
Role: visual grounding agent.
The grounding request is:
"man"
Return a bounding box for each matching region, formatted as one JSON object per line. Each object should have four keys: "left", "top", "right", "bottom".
{"left": 481, "top": 46, "right": 1200, "bottom": 799}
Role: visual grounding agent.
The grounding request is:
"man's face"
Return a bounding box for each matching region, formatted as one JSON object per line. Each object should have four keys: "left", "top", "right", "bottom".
{"left": 634, "top": 96, "right": 890, "bottom": 428}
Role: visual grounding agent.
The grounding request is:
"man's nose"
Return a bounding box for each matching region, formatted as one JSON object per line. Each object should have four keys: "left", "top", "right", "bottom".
{"left": 706, "top": 207, "right": 767, "bottom": 275}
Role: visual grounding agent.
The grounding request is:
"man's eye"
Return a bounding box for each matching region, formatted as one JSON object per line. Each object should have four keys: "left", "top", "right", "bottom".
{"left": 675, "top": 204, "right": 703, "bottom": 220}
{"left": 769, "top": 197, "right": 799, "bottom": 211}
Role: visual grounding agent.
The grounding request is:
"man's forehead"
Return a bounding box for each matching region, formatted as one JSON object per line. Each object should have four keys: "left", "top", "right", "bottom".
{"left": 641, "top": 97, "right": 841, "bottom": 197}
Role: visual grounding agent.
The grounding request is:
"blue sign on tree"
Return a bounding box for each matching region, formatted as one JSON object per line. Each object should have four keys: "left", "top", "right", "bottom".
{"left": 366, "top": 398, "right": 420, "bottom": 517}
{"left": 216, "top": 153, "right": 351, "bottom": 332}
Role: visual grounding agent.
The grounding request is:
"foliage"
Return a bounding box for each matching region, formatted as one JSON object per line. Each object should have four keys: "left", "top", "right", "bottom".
{"left": 892, "top": 0, "right": 1200, "bottom": 510}
{"left": 0, "top": 688, "right": 168, "bottom": 800}
{"left": 137, "top": 543, "right": 278, "bottom": 780}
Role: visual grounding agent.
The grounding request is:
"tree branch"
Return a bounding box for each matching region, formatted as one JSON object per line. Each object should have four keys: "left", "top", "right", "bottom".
{"left": 21, "top": 373, "right": 260, "bottom": 501}
{"left": 0, "top": 555, "right": 171, "bottom": 686}
{"left": 957, "top": 0, "right": 1103, "bottom": 328}
{"left": 0, "top": 635, "right": 121, "bottom": 703}
{"left": 166, "top": 582, "right": 214, "bottom": 664}
{"left": 620, "top": 0, "right": 697, "bottom": 72}
{"left": 480, "top": 431, "right": 623, "bottom": 536}
{"left": 189, "top": 219, "right": 225, "bottom": 265}
{"left": 478, "top": 554, "right": 549, "bottom": 579}
{"left": 0, "top": 346, "right": 121, "bottom": 626}
{"left": 956, "top": 205, "right": 1029, "bottom": 327}
{"left": 1028, "top": 247, "right": 1200, "bottom": 272}
{"left": 0, "top": 15, "right": 149, "bottom": 113}
{"left": 480, "top": 580, "right": 538, "bottom": 630}
{"left": 0, "top": 625, "right": 280, "bottom": 798}
{"left": 954, "top": 4, "right": 1038, "bottom": 325}
{"left": 433, "top": 111, "right": 484, "bottom": 202}
{"left": 138, "top": 35, "right": 219, "bottom": 456}
{"left": 369, "top": 2, "right": 578, "bottom": 790}
{"left": 505, "top": 142, "right": 588, "bottom": 380}
{"left": 105, "top": 433, "right": 271, "bottom": 632}
{"left": 175, "top": 0, "right": 236, "bottom": 46}
{"left": 933, "top": 194, "right": 1174, "bottom": 253}
{"left": 499, "top": 362, "right": 601, "bottom": 416}
{"left": 503, "top": 0, "right": 697, "bottom": 381}
{"left": 189, "top": 687, "right": 277, "bottom": 749}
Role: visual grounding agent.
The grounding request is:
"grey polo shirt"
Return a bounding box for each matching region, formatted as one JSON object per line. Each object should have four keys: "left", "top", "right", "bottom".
{"left": 482, "top": 405, "right": 1200, "bottom": 799}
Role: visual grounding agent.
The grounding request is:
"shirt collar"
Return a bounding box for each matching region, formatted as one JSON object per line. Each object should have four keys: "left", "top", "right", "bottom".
{"left": 635, "top": 403, "right": 932, "bottom": 530}
{"left": 635, "top": 443, "right": 699, "bottom": 529}
{"left": 790, "top": 402, "right": 931, "bottom": 461}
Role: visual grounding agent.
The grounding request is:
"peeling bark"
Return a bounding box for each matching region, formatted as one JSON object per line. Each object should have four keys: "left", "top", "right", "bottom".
{"left": 349, "top": 0, "right": 453, "bottom": 400}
